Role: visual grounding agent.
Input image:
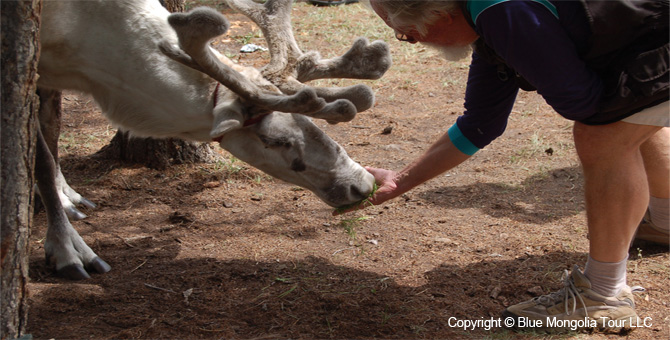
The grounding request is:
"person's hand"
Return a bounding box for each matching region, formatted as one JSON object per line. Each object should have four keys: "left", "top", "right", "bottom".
{"left": 333, "top": 166, "right": 401, "bottom": 215}
{"left": 364, "top": 166, "right": 400, "bottom": 206}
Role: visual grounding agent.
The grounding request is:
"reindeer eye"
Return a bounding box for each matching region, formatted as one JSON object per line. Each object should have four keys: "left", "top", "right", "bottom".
{"left": 290, "top": 158, "right": 306, "bottom": 172}
{"left": 260, "top": 135, "right": 291, "bottom": 148}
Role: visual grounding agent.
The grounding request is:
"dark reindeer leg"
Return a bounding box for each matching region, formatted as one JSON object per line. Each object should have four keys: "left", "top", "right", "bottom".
{"left": 37, "top": 88, "right": 96, "bottom": 221}
{"left": 37, "top": 88, "right": 61, "bottom": 160}
{"left": 35, "top": 121, "right": 110, "bottom": 280}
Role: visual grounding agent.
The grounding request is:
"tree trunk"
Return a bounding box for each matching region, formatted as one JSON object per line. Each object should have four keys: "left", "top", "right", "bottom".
{"left": 1, "top": 1, "right": 41, "bottom": 338}
{"left": 162, "top": 0, "right": 185, "bottom": 12}
{"left": 96, "top": 132, "right": 216, "bottom": 171}
{"left": 96, "top": 0, "right": 216, "bottom": 171}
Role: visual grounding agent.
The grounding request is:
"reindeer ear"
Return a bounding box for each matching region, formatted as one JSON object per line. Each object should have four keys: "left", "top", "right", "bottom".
{"left": 211, "top": 101, "right": 245, "bottom": 139}
{"left": 211, "top": 118, "right": 243, "bottom": 139}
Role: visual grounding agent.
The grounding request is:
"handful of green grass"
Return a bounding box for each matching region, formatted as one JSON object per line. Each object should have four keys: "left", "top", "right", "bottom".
{"left": 334, "top": 182, "right": 378, "bottom": 214}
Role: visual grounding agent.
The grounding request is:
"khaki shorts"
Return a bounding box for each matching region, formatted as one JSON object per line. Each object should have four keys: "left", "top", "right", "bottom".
{"left": 621, "top": 101, "right": 670, "bottom": 127}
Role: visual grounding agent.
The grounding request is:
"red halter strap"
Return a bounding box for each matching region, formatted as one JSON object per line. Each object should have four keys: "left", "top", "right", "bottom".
{"left": 211, "top": 84, "right": 271, "bottom": 142}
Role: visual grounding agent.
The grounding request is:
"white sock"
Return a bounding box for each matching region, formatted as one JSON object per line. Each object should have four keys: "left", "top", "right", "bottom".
{"left": 648, "top": 196, "right": 670, "bottom": 232}
{"left": 583, "top": 255, "right": 628, "bottom": 297}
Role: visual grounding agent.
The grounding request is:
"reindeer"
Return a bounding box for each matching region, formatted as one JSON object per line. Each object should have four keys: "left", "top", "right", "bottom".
{"left": 36, "top": 0, "right": 391, "bottom": 279}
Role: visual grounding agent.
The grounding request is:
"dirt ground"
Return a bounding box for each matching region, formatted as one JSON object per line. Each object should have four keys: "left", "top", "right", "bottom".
{"left": 27, "top": 3, "right": 669, "bottom": 339}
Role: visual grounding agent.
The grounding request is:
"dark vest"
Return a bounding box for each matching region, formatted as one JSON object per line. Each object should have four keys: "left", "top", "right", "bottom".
{"left": 464, "top": 0, "right": 669, "bottom": 125}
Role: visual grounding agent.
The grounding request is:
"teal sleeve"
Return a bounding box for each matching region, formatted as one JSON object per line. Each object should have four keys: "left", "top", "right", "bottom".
{"left": 448, "top": 123, "right": 480, "bottom": 156}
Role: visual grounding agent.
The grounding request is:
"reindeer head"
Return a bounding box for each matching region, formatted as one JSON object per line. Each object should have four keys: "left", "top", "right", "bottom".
{"left": 160, "top": 1, "right": 391, "bottom": 207}
{"left": 218, "top": 112, "right": 375, "bottom": 206}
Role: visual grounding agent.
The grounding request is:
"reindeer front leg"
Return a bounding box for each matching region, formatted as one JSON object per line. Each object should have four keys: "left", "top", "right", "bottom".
{"left": 37, "top": 88, "right": 96, "bottom": 221}
{"left": 35, "top": 125, "right": 110, "bottom": 280}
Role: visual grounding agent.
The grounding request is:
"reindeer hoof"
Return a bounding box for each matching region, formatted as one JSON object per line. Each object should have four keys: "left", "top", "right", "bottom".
{"left": 62, "top": 196, "right": 96, "bottom": 221}
{"left": 58, "top": 264, "right": 91, "bottom": 280}
{"left": 80, "top": 197, "right": 97, "bottom": 209}
{"left": 65, "top": 207, "right": 88, "bottom": 221}
{"left": 50, "top": 256, "right": 111, "bottom": 280}
{"left": 86, "top": 257, "right": 112, "bottom": 274}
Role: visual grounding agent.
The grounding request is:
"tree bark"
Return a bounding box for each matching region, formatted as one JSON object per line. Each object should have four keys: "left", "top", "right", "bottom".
{"left": 162, "top": 0, "right": 185, "bottom": 12}
{"left": 96, "top": 132, "right": 216, "bottom": 171}
{"left": 1, "top": 1, "right": 41, "bottom": 338}
{"left": 97, "top": 0, "right": 216, "bottom": 170}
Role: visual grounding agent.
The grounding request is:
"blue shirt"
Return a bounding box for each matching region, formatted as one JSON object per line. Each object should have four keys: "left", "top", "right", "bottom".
{"left": 457, "top": 0, "right": 602, "bottom": 149}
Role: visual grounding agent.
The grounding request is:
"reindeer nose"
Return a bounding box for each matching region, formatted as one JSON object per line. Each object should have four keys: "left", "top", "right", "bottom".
{"left": 350, "top": 171, "right": 375, "bottom": 201}
{"left": 350, "top": 184, "right": 366, "bottom": 201}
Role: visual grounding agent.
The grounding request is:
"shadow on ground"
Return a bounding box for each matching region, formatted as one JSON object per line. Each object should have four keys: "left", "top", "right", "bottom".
{"left": 419, "top": 166, "right": 584, "bottom": 224}
{"left": 29, "top": 249, "right": 585, "bottom": 339}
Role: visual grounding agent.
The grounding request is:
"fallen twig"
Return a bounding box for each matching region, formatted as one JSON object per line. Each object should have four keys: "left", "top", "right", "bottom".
{"left": 130, "top": 259, "right": 147, "bottom": 273}
{"left": 332, "top": 247, "right": 356, "bottom": 256}
{"left": 144, "top": 283, "right": 176, "bottom": 294}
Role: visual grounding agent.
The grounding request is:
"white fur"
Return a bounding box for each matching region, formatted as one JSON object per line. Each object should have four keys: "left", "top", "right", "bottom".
{"left": 35, "top": 0, "right": 377, "bottom": 278}
{"left": 39, "top": 0, "right": 214, "bottom": 141}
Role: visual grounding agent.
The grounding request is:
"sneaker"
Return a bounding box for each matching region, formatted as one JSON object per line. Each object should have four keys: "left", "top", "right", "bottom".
{"left": 633, "top": 210, "right": 669, "bottom": 246}
{"left": 502, "top": 266, "right": 642, "bottom": 334}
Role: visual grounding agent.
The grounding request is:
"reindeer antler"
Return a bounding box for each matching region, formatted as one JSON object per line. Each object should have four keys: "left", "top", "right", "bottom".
{"left": 161, "top": 6, "right": 360, "bottom": 123}
{"left": 161, "top": 1, "right": 392, "bottom": 125}
{"left": 225, "top": 0, "right": 392, "bottom": 114}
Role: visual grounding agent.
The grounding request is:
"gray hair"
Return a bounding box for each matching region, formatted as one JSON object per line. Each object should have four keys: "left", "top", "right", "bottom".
{"left": 361, "top": 0, "right": 460, "bottom": 36}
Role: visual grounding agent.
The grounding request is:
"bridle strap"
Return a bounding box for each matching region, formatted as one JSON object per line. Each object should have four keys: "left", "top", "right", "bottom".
{"left": 211, "top": 83, "right": 271, "bottom": 142}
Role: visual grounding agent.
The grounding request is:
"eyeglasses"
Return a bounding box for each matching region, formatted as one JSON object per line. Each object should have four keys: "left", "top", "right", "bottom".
{"left": 394, "top": 30, "right": 417, "bottom": 43}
